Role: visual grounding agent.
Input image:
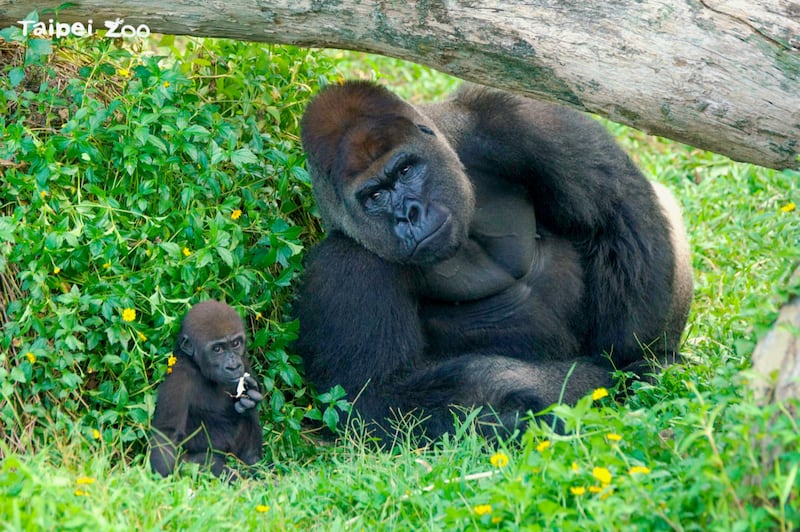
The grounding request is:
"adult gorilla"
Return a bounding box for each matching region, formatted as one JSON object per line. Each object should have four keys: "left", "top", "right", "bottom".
{"left": 295, "top": 81, "right": 692, "bottom": 443}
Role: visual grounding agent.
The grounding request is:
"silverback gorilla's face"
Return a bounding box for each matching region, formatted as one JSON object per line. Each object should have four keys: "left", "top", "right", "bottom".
{"left": 301, "top": 83, "right": 475, "bottom": 265}
{"left": 339, "top": 120, "right": 474, "bottom": 264}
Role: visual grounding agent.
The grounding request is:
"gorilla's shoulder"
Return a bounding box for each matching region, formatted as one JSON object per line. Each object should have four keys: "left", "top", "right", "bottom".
{"left": 420, "top": 84, "right": 526, "bottom": 145}
{"left": 451, "top": 83, "right": 526, "bottom": 113}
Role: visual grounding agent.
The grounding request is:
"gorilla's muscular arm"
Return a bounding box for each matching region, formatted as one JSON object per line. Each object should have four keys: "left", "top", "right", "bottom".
{"left": 294, "top": 232, "right": 424, "bottom": 423}
{"left": 150, "top": 364, "right": 193, "bottom": 476}
{"left": 443, "top": 86, "right": 653, "bottom": 236}
{"left": 449, "top": 87, "right": 677, "bottom": 365}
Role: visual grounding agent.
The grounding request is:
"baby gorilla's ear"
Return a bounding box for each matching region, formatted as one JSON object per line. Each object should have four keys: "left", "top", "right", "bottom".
{"left": 178, "top": 335, "right": 194, "bottom": 357}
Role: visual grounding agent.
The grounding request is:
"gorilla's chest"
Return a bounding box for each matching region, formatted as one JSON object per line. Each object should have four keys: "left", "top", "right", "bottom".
{"left": 420, "top": 180, "right": 539, "bottom": 302}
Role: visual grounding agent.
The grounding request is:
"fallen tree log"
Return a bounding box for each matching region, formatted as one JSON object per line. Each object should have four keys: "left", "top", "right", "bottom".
{"left": 750, "top": 268, "right": 800, "bottom": 403}
{"left": 0, "top": 1, "right": 798, "bottom": 169}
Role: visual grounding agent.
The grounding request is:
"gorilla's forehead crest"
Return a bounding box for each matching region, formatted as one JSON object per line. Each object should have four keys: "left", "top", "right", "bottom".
{"left": 333, "top": 115, "right": 420, "bottom": 183}
{"left": 301, "top": 81, "right": 421, "bottom": 183}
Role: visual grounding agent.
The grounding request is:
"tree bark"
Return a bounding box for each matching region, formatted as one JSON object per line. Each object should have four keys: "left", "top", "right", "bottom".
{"left": 1, "top": 1, "right": 798, "bottom": 169}
{"left": 750, "top": 268, "right": 800, "bottom": 403}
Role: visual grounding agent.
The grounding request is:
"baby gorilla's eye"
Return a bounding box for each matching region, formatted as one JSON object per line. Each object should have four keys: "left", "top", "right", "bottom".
{"left": 371, "top": 190, "right": 384, "bottom": 201}
{"left": 231, "top": 338, "right": 241, "bottom": 348}
{"left": 212, "top": 345, "right": 223, "bottom": 353}
{"left": 399, "top": 164, "right": 411, "bottom": 177}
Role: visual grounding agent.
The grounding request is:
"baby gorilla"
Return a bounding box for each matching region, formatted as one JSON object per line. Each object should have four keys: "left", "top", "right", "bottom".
{"left": 149, "top": 300, "right": 263, "bottom": 478}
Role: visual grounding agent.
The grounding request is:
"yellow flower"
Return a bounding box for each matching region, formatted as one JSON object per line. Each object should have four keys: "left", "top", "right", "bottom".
{"left": 629, "top": 465, "right": 652, "bottom": 475}
{"left": 473, "top": 504, "right": 492, "bottom": 515}
{"left": 607, "top": 433, "right": 622, "bottom": 442}
{"left": 40, "top": 190, "right": 49, "bottom": 199}
{"left": 93, "top": 429, "right": 101, "bottom": 440}
{"left": 231, "top": 209, "right": 242, "bottom": 220}
{"left": 76, "top": 477, "right": 95, "bottom": 485}
{"left": 536, "top": 440, "right": 551, "bottom": 452}
{"left": 53, "top": 266, "right": 61, "bottom": 274}
{"left": 121, "top": 308, "right": 136, "bottom": 322}
{"left": 588, "top": 485, "right": 604, "bottom": 494}
{"left": 137, "top": 331, "right": 147, "bottom": 342}
{"left": 182, "top": 247, "right": 191, "bottom": 257}
{"left": 592, "top": 387, "right": 609, "bottom": 401}
{"left": 571, "top": 462, "right": 579, "bottom": 472}
{"left": 255, "top": 504, "right": 270, "bottom": 513}
{"left": 25, "top": 352, "right": 36, "bottom": 363}
{"left": 168, "top": 355, "right": 177, "bottom": 367}
{"left": 570, "top": 486, "right": 586, "bottom": 495}
{"left": 491, "top": 516, "right": 502, "bottom": 524}
{"left": 780, "top": 202, "right": 795, "bottom": 213}
{"left": 103, "top": 262, "right": 111, "bottom": 269}
{"left": 163, "top": 81, "right": 170, "bottom": 88}
{"left": 592, "top": 467, "right": 612, "bottom": 485}
{"left": 74, "top": 489, "right": 89, "bottom": 497}
{"left": 490, "top": 452, "right": 509, "bottom": 468}
{"left": 118, "top": 68, "right": 131, "bottom": 78}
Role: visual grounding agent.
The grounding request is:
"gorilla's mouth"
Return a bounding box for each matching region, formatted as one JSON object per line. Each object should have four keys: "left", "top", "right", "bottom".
{"left": 224, "top": 369, "right": 246, "bottom": 383}
{"left": 411, "top": 213, "right": 454, "bottom": 261}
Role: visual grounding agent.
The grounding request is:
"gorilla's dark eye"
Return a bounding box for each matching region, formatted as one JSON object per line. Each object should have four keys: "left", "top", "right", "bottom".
{"left": 417, "top": 124, "right": 435, "bottom": 136}
{"left": 212, "top": 345, "right": 223, "bottom": 353}
{"left": 399, "top": 165, "right": 412, "bottom": 177}
{"left": 359, "top": 185, "right": 390, "bottom": 211}
{"left": 232, "top": 338, "right": 241, "bottom": 348}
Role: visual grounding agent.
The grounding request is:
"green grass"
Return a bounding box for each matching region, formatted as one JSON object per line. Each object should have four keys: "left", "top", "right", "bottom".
{"left": 1, "top": 25, "right": 799, "bottom": 531}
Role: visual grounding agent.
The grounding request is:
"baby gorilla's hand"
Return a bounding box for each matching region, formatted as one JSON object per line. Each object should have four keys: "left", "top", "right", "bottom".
{"left": 234, "top": 374, "right": 263, "bottom": 414}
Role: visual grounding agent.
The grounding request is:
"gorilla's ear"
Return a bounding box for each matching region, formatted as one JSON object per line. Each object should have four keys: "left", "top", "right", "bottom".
{"left": 178, "top": 334, "right": 194, "bottom": 357}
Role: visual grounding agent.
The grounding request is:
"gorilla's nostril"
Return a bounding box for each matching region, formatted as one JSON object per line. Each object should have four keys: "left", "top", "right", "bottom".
{"left": 404, "top": 199, "right": 424, "bottom": 226}
{"left": 408, "top": 204, "right": 421, "bottom": 225}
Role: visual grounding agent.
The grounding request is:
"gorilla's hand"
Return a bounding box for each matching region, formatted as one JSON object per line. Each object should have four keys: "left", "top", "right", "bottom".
{"left": 234, "top": 375, "right": 263, "bottom": 414}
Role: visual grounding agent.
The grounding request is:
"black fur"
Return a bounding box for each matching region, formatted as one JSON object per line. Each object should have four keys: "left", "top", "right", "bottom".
{"left": 296, "top": 81, "right": 692, "bottom": 444}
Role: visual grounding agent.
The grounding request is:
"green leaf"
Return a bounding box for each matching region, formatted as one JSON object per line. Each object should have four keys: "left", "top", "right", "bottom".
{"left": 26, "top": 38, "right": 52, "bottom": 61}
{"left": 0, "top": 26, "right": 25, "bottom": 43}
{"left": 23, "top": 10, "right": 40, "bottom": 23}
{"left": 230, "top": 148, "right": 258, "bottom": 168}
{"left": 147, "top": 134, "right": 167, "bottom": 152}
{"left": 8, "top": 67, "right": 25, "bottom": 88}
{"left": 10, "top": 366, "right": 27, "bottom": 383}
{"left": 216, "top": 247, "right": 233, "bottom": 267}
{"left": 322, "top": 407, "right": 340, "bottom": 430}
{"left": 116, "top": 382, "right": 129, "bottom": 408}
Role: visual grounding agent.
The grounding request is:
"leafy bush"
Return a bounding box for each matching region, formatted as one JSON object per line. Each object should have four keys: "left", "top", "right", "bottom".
{"left": 0, "top": 27, "right": 340, "bottom": 460}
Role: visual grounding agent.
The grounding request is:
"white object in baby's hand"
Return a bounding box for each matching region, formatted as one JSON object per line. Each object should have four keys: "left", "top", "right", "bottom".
{"left": 235, "top": 372, "right": 250, "bottom": 398}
